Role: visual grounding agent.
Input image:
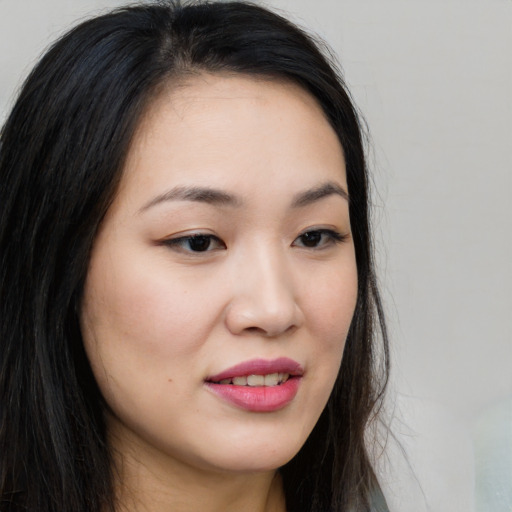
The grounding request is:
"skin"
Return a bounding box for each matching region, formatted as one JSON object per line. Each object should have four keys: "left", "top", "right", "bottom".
{"left": 80, "top": 74, "right": 358, "bottom": 512}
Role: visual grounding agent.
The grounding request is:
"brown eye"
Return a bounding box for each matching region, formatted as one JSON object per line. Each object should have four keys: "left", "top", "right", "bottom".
{"left": 293, "top": 229, "right": 347, "bottom": 249}
{"left": 163, "top": 234, "right": 226, "bottom": 253}
{"left": 300, "top": 231, "right": 322, "bottom": 247}
{"left": 187, "top": 235, "right": 213, "bottom": 252}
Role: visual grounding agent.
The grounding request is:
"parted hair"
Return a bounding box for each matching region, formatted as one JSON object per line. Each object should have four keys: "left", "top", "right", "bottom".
{"left": 0, "top": 2, "right": 389, "bottom": 511}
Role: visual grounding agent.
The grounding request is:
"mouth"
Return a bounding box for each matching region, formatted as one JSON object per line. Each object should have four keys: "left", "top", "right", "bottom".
{"left": 206, "top": 357, "right": 303, "bottom": 383}
{"left": 205, "top": 358, "right": 303, "bottom": 412}
{"left": 209, "top": 372, "right": 291, "bottom": 387}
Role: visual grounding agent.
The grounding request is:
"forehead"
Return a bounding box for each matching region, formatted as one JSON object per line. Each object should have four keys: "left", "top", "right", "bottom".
{"left": 144, "top": 72, "right": 331, "bottom": 125}
{"left": 118, "top": 73, "right": 346, "bottom": 207}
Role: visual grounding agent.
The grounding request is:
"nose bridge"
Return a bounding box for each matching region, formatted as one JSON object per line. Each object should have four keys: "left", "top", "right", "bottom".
{"left": 226, "top": 239, "right": 302, "bottom": 336}
{"left": 250, "top": 241, "right": 292, "bottom": 304}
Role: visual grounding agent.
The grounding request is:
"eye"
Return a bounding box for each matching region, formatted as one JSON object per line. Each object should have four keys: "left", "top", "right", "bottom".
{"left": 163, "top": 234, "right": 226, "bottom": 253}
{"left": 293, "top": 229, "right": 348, "bottom": 249}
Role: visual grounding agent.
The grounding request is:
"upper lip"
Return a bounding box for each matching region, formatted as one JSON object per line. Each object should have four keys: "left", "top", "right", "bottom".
{"left": 206, "top": 357, "right": 304, "bottom": 382}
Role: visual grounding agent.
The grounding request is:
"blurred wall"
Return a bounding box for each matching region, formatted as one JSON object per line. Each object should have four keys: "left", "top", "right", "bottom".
{"left": 1, "top": 1, "right": 511, "bottom": 510}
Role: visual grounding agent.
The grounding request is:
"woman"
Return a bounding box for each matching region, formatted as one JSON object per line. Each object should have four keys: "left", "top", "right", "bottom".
{"left": 0, "top": 1, "right": 389, "bottom": 511}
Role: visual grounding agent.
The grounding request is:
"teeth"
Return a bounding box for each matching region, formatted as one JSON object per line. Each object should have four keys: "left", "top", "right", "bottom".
{"left": 247, "top": 374, "right": 265, "bottom": 386}
{"left": 264, "top": 373, "right": 279, "bottom": 386}
{"left": 216, "top": 373, "right": 290, "bottom": 386}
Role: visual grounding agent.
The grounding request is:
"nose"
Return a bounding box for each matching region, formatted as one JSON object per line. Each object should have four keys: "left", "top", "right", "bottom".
{"left": 225, "top": 245, "right": 304, "bottom": 337}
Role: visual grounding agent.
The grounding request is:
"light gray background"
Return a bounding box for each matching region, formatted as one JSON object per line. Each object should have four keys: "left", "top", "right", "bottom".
{"left": 1, "top": 1, "right": 511, "bottom": 511}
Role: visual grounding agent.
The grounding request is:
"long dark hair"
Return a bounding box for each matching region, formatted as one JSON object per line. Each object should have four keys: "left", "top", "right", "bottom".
{"left": 0, "top": 2, "right": 389, "bottom": 511}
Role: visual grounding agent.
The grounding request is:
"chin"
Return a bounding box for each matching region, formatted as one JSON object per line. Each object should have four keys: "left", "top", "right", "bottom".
{"left": 199, "top": 430, "right": 307, "bottom": 474}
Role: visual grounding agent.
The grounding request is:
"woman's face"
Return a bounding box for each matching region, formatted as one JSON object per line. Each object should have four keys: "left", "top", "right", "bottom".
{"left": 81, "top": 74, "right": 358, "bottom": 475}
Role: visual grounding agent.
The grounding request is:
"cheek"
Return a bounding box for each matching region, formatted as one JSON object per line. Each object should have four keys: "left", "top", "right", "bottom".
{"left": 81, "top": 253, "right": 221, "bottom": 366}
{"left": 305, "top": 258, "right": 358, "bottom": 343}
{"left": 79, "top": 251, "right": 225, "bottom": 441}
{"left": 300, "top": 256, "right": 358, "bottom": 393}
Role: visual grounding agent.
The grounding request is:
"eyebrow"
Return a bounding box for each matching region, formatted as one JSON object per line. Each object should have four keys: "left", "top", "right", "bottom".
{"left": 139, "top": 180, "right": 349, "bottom": 213}
{"left": 290, "top": 182, "right": 349, "bottom": 208}
{"left": 139, "top": 185, "right": 241, "bottom": 213}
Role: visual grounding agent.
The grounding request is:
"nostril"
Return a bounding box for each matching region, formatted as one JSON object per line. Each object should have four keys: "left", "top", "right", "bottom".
{"left": 245, "top": 326, "right": 266, "bottom": 334}
{"left": 243, "top": 324, "right": 297, "bottom": 337}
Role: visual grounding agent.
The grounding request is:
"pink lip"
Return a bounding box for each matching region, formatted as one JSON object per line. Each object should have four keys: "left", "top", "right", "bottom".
{"left": 206, "top": 357, "right": 303, "bottom": 382}
{"left": 205, "top": 358, "right": 303, "bottom": 413}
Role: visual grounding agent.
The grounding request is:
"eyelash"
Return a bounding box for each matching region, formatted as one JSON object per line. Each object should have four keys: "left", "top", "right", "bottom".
{"left": 163, "top": 234, "right": 226, "bottom": 253}
{"left": 293, "top": 229, "right": 349, "bottom": 249}
{"left": 162, "top": 229, "right": 348, "bottom": 254}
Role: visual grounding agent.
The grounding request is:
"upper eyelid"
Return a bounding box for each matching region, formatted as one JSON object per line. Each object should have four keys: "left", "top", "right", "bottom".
{"left": 297, "top": 226, "right": 335, "bottom": 235}
{"left": 295, "top": 227, "right": 347, "bottom": 239}
{"left": 294, "top": 228, "right": 347, "bottom": 243}
{"left": 171, "top": 233, "right": 219, "bottom": 240}
{"left": 159, "top": 230, "right": 219, "bottom": 243}
{"left": 165, "top": 233, "right": 223, "bottom": 243}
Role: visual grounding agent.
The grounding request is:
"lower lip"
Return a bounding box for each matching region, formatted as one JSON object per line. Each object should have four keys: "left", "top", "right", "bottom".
{"left": 205, "top": 377, "right": 301, "bottom": 412}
